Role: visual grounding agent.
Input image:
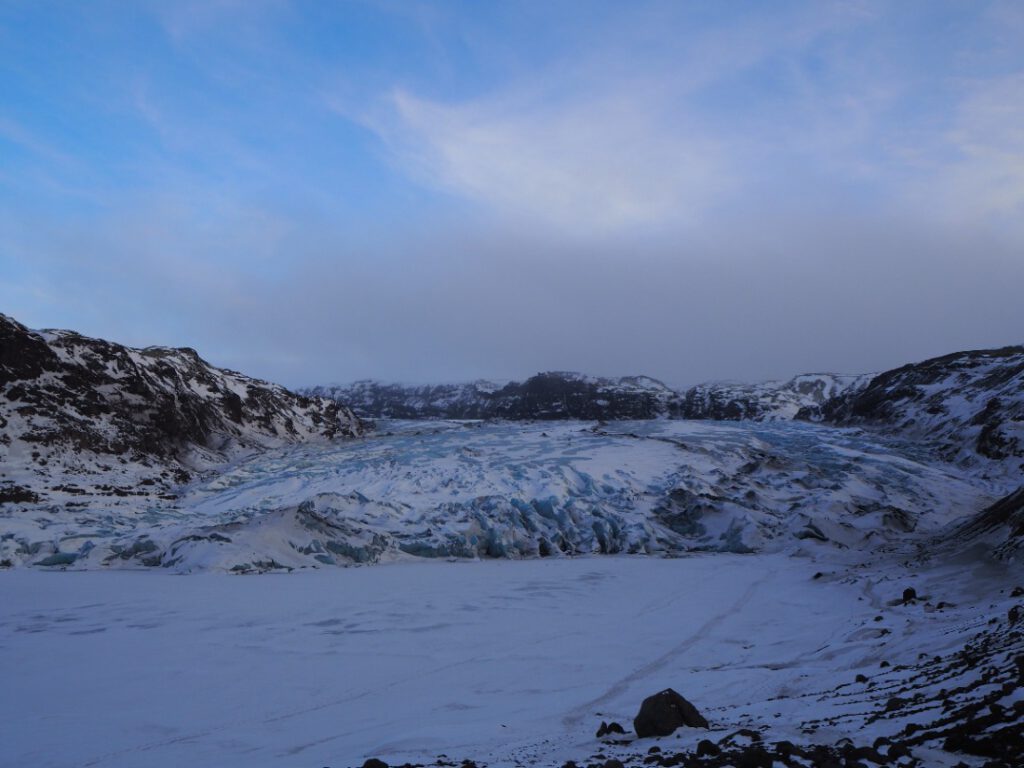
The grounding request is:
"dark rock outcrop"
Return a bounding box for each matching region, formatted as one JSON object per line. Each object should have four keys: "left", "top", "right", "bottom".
{"left": 942, "top": 486, "right": 1024, "bottom": 561}
{"left": 634, "top": 688, "right": 709, "bottom": 737}
{"left": 306, "top": 372, "right": 866, "bottom": 423}
{"left": 803, "top": 345, "right": 1023, "bottom": 473}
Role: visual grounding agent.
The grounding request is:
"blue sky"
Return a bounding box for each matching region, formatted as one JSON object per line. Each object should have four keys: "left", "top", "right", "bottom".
{"left": 2, "top": 1, "right": 1023, "bottom": 386}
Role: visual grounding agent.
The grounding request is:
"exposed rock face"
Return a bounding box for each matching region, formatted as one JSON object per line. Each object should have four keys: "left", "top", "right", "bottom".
{"left": 306, "top": 372, "right": 867, "bottom": 423}
{"left": 944, "top": 486, "right": 1024, "bottom": 561}
{"left": 306, "top": 374, "right": 673, "bottom": 420}
{"left": 634, "top": 688, "right": 709, "bottom": 737}
{"left": 803, "top": 345, "right": 1024, "bottom": 474}
{"left": 0, "top": 313, "right": 364, "bottom": 500}
{"left": 671, "top": 373, "right": 871, "bottom": 421}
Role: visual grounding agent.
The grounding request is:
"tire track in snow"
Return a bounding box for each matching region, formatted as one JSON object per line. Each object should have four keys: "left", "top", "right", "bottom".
{"left": 561, "top": 567, "right": 771, "bottom": 728}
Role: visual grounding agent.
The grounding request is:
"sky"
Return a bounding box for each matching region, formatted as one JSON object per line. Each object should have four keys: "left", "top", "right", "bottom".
{"left": 1, "top": 0, "right": 1023, "bottom": 388}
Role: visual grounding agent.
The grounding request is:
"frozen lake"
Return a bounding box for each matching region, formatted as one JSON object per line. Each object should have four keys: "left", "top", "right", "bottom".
{"left": 2, "top": 554, "right": 873, "bottom": 768}
{"left": 4, "top": 550, "right": 1005, "bottom": 768}
{"left": 3, "top": 420, "right": 1016, "bottom": 767}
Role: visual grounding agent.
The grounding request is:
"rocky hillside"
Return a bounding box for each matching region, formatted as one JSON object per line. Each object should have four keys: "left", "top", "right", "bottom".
{"left": 943, "top": 486, "right": 1024, "bottom": 562}
{"left": 305, "top": 372, "right": 866, "bottom": 422}
{"left": 0, "top": 313, "right": 364, "bottom": 502}
{"left": 673, "top": 373, "right": 870, "bottom": 421}
{"left": 804, "top": 345, "right": 1024, "bottom": 476}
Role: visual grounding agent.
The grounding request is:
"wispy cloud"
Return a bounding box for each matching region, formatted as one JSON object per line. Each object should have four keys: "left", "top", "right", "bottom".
{"left": 4, "top": 1, "right": 1023, "bottom": 386}
{"left": 370, "top": 85, "right": 732, "bottom": 234}
{"left": 342, "top": 2, "right": 894, "bottom": 235}
{"left": 935, "top": 73, "right": 1024, "bottom": 222}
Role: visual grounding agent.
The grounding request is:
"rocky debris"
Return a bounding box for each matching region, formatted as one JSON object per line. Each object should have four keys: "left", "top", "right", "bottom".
{"left": 634, "top": 689, "right": 709, "bottom": 738}
{"left": 0, "top": 483, "right": 38, "bottom": 504}
{"left": 795, "top": 603, "right": 1024, "bottom": 768}
{"left": 571, "top": 735, "right": 920, "bottom": 768}
{"left": 902, "top": 587, "right": 918, "bottom": 604}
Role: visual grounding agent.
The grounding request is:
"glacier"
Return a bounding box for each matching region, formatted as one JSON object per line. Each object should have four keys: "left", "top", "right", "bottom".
{"left": 0, "top": 419, "right": 1003, "bottom": 573}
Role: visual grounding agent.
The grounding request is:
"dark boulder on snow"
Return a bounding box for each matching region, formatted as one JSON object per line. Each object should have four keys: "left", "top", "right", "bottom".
{"left": 696, "top": 739, "right": 720, "bottom": 756}
{"left": 634, "top": 688, "right": 708, "bottom": 737}
{"left": 903, "top": 587, "right": 918, "bottom": 604}
{"left": 361, "top": 759, "right": 388, "bottom": 768}
{"left": 595, "top": 721, "right": 626, "bottom": 738}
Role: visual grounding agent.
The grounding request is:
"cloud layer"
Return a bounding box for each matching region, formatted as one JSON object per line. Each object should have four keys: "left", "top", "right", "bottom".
{"left": 1, "top": 1, "right": 1022, "bottom": 387}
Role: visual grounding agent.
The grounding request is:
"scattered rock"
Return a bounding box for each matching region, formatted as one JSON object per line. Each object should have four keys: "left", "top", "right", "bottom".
{"left": 595, "top": 721, "right": 626, "bottom": 738}
{"left": 886, "top": 696, "right": 909, "bottom": 712}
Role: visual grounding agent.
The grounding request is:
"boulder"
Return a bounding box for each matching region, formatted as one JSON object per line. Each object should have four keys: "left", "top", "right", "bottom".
{"left": 595, "top": 721, "right": 626, "bottom": 737}
{"left": 633, "top": 688, "right": 708, "bottom": 737}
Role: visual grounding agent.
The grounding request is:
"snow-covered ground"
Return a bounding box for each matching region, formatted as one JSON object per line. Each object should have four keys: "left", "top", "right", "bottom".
{"left": 4, "top": 552, "right": 1020, "bottom": 768}
{"left": 3, "top": 419, "right": 1023, "bottom": 766}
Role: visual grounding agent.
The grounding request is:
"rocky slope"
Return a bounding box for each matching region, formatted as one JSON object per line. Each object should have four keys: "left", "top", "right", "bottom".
{"left": 940, "top": 485, "right": 1024, "bottom": 562}
{"left": 804, "top": 345, "right": 1024, "bottom": 478}
{"left": 305, "top": 372, "right": 867, "bottom": 423}
{"left": 674, "top": 372, "right": 871, "bottom": 421}
{"left": 0, "top": 313, "right": 364, "bottom": 504}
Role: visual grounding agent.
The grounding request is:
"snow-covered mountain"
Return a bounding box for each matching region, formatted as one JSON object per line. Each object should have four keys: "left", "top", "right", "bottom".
{"left": 806, "top": 345, "right": 1024, "bottom": 476}
{"left": 2, "top": 315, "right": 1021, "bottom": 573}
{"left": 305, "top": 371, "right": 868, "bottom": 422}
{"left": 674, "top": 372, "right": 871, "bottom": 420}
{"left": 0, "top": 313, "right": 364, "bottom": 506}
{"left": 4, "top": 318, "right": 1023, "bottom": 766}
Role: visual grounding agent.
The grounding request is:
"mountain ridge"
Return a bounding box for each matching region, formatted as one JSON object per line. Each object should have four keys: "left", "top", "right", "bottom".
{"left": 0, "top": 313, "right": 365, "bottom": 504}
{"left": 303, "top": 370, "right": 869, "bottom": 423}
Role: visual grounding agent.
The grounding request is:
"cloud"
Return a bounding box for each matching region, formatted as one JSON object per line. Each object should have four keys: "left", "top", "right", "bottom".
{"left": 5, "top": 1, "right": 1023, "bottom": 389}
{"left": 369, "top": 85, "right": 731, "bottom": 235}
{"left": 343, "top": 2, "right": 887, "bottom": 236}
{"left": 938, "top": 73, "right": 1024, "bottom": 222}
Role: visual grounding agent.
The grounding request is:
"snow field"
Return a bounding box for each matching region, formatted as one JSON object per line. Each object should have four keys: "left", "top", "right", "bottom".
{"left": 4, "top": 552, "right": 1012, "bottom": 768}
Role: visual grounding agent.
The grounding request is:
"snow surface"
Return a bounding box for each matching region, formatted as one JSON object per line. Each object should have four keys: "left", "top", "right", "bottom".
{"left": 3, "top": 552, "right": 1019, "bottom": 768}
{"left": 3, "top": 417, "right": 1023, "bottom": 767}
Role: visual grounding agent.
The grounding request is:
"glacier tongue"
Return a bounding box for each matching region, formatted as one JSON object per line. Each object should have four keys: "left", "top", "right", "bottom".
{"left": 2, "top": 419, "right": 997, "bottom": 572}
